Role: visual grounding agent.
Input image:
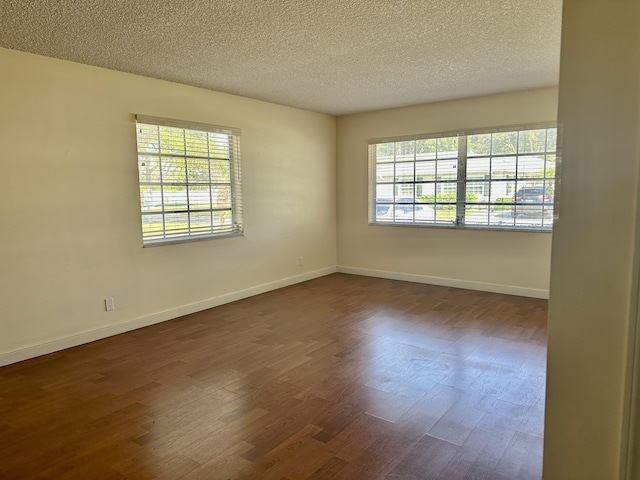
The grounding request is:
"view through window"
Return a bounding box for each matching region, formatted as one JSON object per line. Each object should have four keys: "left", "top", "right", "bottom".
{"left": 370, "top": 125, "right": 557, "bottom": 231}
{"left": 135, "top": 116, "right": 243, "bottom": 245}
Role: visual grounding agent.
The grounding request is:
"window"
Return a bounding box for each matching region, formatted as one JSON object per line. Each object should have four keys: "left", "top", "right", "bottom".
{"left": 135, "top": 115, "right": 243, "bottom": 245}
{"left": 369, "top": 124, "right": 557, "bottom": 231}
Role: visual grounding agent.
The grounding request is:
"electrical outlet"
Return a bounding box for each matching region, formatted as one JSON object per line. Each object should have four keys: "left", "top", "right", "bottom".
{"left": 298, "top": 257, "right": 304, "bottom": 267}
{"left": 105, "top": 297, "right": 115, "bottom": 312}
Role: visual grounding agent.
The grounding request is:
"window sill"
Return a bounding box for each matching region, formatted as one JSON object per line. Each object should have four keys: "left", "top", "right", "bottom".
{"left": 369, "top": 221, "right": 552, "bottom": 233}
{"left": 142, "top": 231, "right": 244, "bottom": 247}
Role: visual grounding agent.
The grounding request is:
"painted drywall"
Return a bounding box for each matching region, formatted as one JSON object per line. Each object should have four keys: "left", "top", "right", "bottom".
{"left": 0, "top": 47, "right": 337, "bottom": 363}
{"left": 544, "top": 1, "right": 640, "bottom": 479}
{"left": 336, "top": 88, "right": 558, "bottom": 297}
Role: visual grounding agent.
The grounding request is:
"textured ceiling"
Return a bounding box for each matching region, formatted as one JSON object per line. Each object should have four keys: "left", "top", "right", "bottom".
{"left": 0, "top": 0, "right": 562, "bottom": 115}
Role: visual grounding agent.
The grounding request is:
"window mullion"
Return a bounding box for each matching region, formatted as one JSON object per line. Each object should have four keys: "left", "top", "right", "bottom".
{"left": 456, "top": 135, "right": 467, "bottom": 226}
{"left": 183, "top": 132, "right": 191, "bottom": 234}
{"left": 230, "top": 137, "right": 237, "bottom": 228}
{"left": 157, "top": 125, "right": 167, "bottom": 239}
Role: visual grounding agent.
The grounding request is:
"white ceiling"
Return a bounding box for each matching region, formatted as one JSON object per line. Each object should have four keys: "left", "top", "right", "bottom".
{"left": 0, "top": 0, "right": 562, "bottom": 115}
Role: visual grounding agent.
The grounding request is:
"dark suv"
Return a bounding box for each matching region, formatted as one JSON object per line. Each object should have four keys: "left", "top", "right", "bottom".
{"left": 511, "top": 186, "right": 553, "bottom": 218}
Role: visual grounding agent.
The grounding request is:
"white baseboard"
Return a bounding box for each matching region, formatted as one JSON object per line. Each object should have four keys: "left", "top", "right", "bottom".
{"left": 337, "top": 265, "right": 549, "bottom": 299}
{"left": 0, "top": 266, "right": 336, "bottom": 368}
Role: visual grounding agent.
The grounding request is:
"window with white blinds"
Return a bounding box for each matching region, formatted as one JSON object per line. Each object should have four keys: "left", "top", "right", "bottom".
{"left": 369, "top": 124, "right": 557, "bottom": 232}
{"left": 135, "top": 115, "right": 243, "bottom": 245}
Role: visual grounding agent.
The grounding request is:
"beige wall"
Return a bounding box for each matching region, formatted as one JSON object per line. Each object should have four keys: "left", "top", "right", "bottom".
{"left": 544, "top": 1, "right": 640, "bottom": 479}
{"left": 336, "top": 88, "right": 558, "bottom": 297}
{"left": 0, "top": 48, "right": 337, "bottom": 363}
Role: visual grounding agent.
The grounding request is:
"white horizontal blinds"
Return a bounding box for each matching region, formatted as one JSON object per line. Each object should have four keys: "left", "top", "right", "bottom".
{"left": 464, "top": 127, "right": 556, "bottom": 230}
{"left": 229, "top": 133, "right": 243, "bottom": 234}
{"left": 371, "top": 136, "right": 461, "bottom": 226}
{"left": 135, "top": 116, "right": 243, "bottom": 244}
{"left": 369, "top": 124, "right": 557, "bottom": 232}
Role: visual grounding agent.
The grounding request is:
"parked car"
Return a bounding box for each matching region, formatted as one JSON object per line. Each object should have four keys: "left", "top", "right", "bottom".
{"left": 376, "top": 198, "right": 436, "bottom": 222}
{"left": 511, "top": 187, "right": 553, "bottom": 218}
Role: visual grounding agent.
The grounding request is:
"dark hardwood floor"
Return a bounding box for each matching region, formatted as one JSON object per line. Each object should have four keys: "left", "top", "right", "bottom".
{"left": 0, "top": 273, "right": 547, "bottom": 479}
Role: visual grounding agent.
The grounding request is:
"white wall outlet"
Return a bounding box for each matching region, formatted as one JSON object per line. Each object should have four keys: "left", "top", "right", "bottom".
{"left": 298, "top": 256, "right": 304, "bottom": 267}
{"left": 105, "top": 297, "right": 115, "bottom": 311}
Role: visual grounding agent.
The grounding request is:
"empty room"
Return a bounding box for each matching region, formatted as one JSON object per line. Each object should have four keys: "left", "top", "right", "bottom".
{"left": 1, "top": 1, "right": 639, "bottom": 479}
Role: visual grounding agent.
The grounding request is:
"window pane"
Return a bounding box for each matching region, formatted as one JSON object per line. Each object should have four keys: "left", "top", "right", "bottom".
{"left": 416, "top": 139, "right": 436, "bottom": 160}
{"left": 416, "top": 204, "right": 436, "bottom": 223}
{"left": 164, "top": 212, "right": 189, "bottom": 235}
{"left": 415, "top": 161, "right": 436, "bottom": 181}
{"left": 491, "top": 196, "right": 515, "bottom": 222}
{"left": 462, "top": 191, "right": 483, "bottom": 206}
{"left": 437, "top": 137, "right": 458, "bottom": 158}
{"left": 515, "top": 205, "right": 544, "bottom": 217}
{"left": 186, "top": 157, "right": 210, "bottom": 183}
{"left": 436, "top": 159, "right": 457, "bottom": 180}
{"left": 518, "top": 129, "right": 547, "bottom": 154}
{"left": 518, "top": 217, "right": 546, "bottom": 229}
{"left": 515, "top": 180, "right": 549, "bottom": 196}
{"left": 376, "top": 203, "right": 393, "bottom": 221}
{"left": 465, "top": 181, "right": 488, "bottom": 202}
{"left": 376, "top": 163, "right": 394, "bottom": 182}
{"left": 490, "top": 156, "right": 517, "bottom": 179}
{"left": 464, "top": 205, "right": 490, "bottom": 226}
{"left": 139, "top": 186, "right": 161, "bottom": 212}
{"left": 395, "top": 184, "right": 415, "bottom": 200}
{"left": 376, "top": 184, "right": 393, "bottom": 201}
{"left": 209, "top": 133, "right": 230, "bottom": 158}
{"left": 211, "top": 160, "right": 230, "bottom": 183}
{"left": 435, "top": 204, "right": 455, "bottom": 223}
{"left": 545, "top": 155, "right": 557, "bottom": 179}
{"left": 213, "top": 186, "right": 231, "bottom": 209}
{"left": 395, "top": 141, "right": 415, "bottom": 162}
{"left": 438, "top": 182, "right": 457, "bottom": 198}
{"left": 489, "top": 180, "right": 516, "bottom": 203}
{"left": 468, "top": 133, "right": 491, "bottom": 157}
{"left": 376, "top": 143, "right": 395, "bottom": 162}
{"left": 137, "top": 125, "right": 160, "bottom": 154}
{"left": 517, "top": 155, "right": 546, "bottom": 179}
{"left": 138, "top": 155, "right": 161, "bottom": 183}
{"left": 163, "top": 187, "right": 188, "bottom": 211}
{"left": 188, "top": 186, "right": 210, "bottom": 210}
{"left": 490, "top": 207, "right": 516, "bottom": 227}
{"left": 212, "top": 210, "right": 232, "bottom": 228}
{"left": 189, "top": 212, "right": 212, "bottom": 233}
{"left": 141, "top": 213, "right": 164, "bottom": 237}
{"left": 394, "top": 204, "right": 417, "bottom": 223}
{"left": 395, "top": 162, "right": 414, "bottom": 182}
{"left": 492, "top": 132, "right": 518, "bottom": 155}
{"left": 466, "top": 157, "right": 490, "bottom": 180}
{"left": 512, "top": 204, "right": 552, "bottom": 229}
{"left": 159, "top": 127, "right": 185, "bottom": 155}
{"left": 161, "top": 157, "right": 186, "bottom": 183}
{"left": 416, "top": 183, "right": 436, "bottom": 201}
{"left": 185, "top": 130, "right": 209, "bottom": 157}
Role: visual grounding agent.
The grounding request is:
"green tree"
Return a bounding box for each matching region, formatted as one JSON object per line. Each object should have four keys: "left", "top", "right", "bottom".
{"left": 137, "top": 124, "right": 232, "bottom": 228}
{"left": 468, "top": 128, "right": 556, "bottom": 156}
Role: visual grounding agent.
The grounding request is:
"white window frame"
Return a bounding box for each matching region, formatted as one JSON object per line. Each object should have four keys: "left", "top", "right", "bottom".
{"left": 368, "top": 123, "right": 557, "bottom": 232}
{"left": 135, "top": 115, "right": 243, "bottom": 246}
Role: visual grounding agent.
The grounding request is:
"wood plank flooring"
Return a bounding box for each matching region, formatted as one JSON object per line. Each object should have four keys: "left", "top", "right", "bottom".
{"left": 0, "top": 273, "right": 547, "bottom": 479}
